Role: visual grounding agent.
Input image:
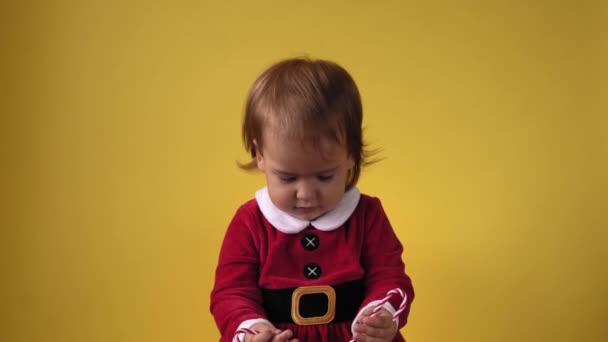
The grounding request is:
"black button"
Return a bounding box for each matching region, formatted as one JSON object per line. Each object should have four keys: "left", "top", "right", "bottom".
{"left": 304, "top": 263, "right": 322, "bottom": 279}
{"left": 301, "top": 233, "right": 319, "bottom": 251}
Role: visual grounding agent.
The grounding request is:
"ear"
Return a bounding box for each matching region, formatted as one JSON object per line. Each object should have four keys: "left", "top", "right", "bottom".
{"left": 346, "top": 154, "right": 355, "bottom": 169}
{"left": 253, "top": 139, "right": 265, "bottom": 171}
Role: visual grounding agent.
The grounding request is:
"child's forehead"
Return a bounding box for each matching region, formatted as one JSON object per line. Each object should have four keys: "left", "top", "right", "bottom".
{"left": 262, "top": 128, "right": 345, "bottom": 151}
{"left": 262, "top": 136, "right": 347, "bottom": 174}
{"left": 263, "top": 114, "right": 345, "bottom": 141}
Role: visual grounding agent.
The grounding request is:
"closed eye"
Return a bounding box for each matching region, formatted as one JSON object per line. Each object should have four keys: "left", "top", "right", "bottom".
{"left": 279, "top": 176, "right": 296, "bottom": 183}
{"left": 317, "top": 174, "right": 334, "bottom": 182}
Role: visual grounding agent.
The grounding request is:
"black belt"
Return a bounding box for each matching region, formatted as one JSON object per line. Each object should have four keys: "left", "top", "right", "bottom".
{"left": 261, "top": 279, "right": 364, "bottom": 325}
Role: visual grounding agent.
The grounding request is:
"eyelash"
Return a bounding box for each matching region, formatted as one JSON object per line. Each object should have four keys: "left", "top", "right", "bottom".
{"left": 317, "top": 175, "right": 334, "bottom": 182}
{"left": 278, "top": 175, "right": 334, "bottom": 183}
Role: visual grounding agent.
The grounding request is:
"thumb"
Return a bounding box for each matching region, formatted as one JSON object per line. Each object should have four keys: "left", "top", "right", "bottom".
{"left": 251, "top": 329, "right": 275, "bottom": 342}
{"left": 360, "top": 306, "right": 375, "bottom": 317}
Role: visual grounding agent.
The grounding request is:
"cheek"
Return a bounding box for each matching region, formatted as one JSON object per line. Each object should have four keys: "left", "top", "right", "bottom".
{"left": 268, "top": 183, "right": 293, "bottom": 205}
{"left": 324, "top": 182, "right": 345, "bottom": 204}
{"left": 329, "top": 172, "right": 349, "bottom": 201}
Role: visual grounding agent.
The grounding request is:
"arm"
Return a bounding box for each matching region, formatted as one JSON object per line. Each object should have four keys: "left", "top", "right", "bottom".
{"left": 355, "top": 197, "right": 415, "bottom": 330}
{"left": 210, "top": 205, "right": 270, "bottom": 340}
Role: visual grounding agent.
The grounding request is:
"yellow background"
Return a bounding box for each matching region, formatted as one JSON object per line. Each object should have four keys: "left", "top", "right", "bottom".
{"left": 2, "top": 1, "right": 606, "bottom": 341}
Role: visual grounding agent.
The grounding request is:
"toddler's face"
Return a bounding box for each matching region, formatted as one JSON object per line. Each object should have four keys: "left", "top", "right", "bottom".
{"left": 256, "top": 132, "right": 354, "bottom": 221}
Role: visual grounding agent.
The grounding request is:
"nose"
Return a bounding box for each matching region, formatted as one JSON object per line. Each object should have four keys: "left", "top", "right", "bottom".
{"left": 296, "top": 180, "right": 316, "bottom": 202}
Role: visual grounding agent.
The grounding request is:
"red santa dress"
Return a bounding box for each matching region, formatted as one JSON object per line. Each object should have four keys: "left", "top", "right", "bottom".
{"left": 210, "top": 187, "right": 414, "bottom": 341}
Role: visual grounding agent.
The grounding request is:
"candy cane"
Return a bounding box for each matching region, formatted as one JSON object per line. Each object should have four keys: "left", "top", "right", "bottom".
{"left": 374, "top": 288, "right": 408, "bottom": 318}
{"left": 233, "top": 327, "right": 258, "bottom": 342}
{"left": 349, "top": 288, "right": 407, "bottom": 342}
{"left": 233, "top": 288, "right": 407, "bottom": 342}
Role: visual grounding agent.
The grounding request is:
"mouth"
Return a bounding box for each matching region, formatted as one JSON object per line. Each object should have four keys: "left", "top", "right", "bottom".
{"left": 295, "top": 207, "right": 318, "bottom": 214}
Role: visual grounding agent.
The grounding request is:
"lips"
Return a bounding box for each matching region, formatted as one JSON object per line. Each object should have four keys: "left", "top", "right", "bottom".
{"left": 295, "top": 206, "right": 318, "bottom": 215}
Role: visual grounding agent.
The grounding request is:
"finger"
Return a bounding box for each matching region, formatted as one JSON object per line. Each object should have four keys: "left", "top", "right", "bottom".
{"left": 354, "top": 321, "right": 392, "bottom": 339}
{"left": 272, "top": 329, "right": 293, "bottom": 341}
{"left": 251, "top": 330, "right": 275, "bottom": 342}
{"left": 362, "top": 312, "right": 393, "bottom": 329}
{"left": 359, "top": 306, "right": 374, "bottom": 317}
{"left": 351, "top": 332, "right": 375, "bottom": 342}
{"left": 360, "top": 317, "right": 389, "bottom": 329}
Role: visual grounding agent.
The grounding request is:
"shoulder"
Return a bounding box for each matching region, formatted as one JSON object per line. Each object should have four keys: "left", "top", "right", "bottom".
{"left": 230, "top": 197, "right": 263, "bottom": 225}
{"left": 224, "top": 198, "right": 261, "bottom": 232}
{"left": 351, "top": 192, "right": 388, "bottom": 222}
{"left": 236, "top": 197, "right": 260, "bottom": 214}
{"left": 222, "top": 197, "right": 268, "bottom": 247}
{"left": 356, "top": 192, "right": 384, "bottom": 210}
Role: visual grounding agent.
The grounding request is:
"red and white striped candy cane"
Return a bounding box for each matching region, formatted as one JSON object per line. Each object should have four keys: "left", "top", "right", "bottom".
{"left": 233, "top": 288, "right": 407, "bottom": 342}
{"left": 349, "top": 288, "right": 408, "bottom": 342}
{"left": 233, "top": 327, "right": 257, "bottom": 342}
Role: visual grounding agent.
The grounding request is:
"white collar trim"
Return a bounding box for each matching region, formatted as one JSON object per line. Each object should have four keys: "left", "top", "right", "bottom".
{"left": 255, "top": 186, "right": 361, "bottom": 234}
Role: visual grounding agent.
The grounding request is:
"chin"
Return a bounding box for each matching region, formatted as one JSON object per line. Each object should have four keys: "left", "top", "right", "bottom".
{"left": 292, "top": 208, "right": 325, "bottom": 221}
{"left": 296, "top": 214, "right": 319, "bottom": 221}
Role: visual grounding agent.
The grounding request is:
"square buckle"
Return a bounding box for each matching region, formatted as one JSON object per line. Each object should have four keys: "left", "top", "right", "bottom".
{"left": 291, "top": 285, "right": 336, "bottom": 325}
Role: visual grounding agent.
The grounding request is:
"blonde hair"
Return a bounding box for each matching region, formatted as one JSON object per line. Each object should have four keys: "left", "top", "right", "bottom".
{"left": 240, "top": 57, "right": 376, "bottom": 189}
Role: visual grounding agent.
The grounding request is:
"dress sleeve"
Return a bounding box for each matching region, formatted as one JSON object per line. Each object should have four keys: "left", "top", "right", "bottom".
{"left": 210, "top": 205, "right": 269, "bottom": 340}
{"left": 358, "top": 197, "right": 415, "bottom": 329}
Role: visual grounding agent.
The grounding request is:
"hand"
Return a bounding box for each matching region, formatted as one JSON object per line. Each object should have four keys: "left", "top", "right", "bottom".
{"left": 244, "top": 323, "right": 299, "bottom": 342}
{"left": 352, "top": 307, "right": 398, "bottom": 342}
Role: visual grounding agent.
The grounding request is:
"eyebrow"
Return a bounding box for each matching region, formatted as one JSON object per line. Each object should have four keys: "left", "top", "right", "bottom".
{"left": 272, "top": 167, "right": 339, "bottom": 176}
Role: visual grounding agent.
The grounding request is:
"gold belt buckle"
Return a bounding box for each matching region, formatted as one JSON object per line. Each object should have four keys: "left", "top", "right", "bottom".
{"left": 291, "top": 285, "right": 336, "bottom": 325}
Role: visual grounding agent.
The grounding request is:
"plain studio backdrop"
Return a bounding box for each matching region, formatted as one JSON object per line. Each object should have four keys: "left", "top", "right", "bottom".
{"left": 1, "top": 1, "right": 606, "bottom": 341}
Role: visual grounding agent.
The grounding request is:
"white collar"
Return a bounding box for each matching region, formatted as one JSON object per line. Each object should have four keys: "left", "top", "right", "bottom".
{"left": 255, "top": 186, "right": 361, "bottom": 234}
